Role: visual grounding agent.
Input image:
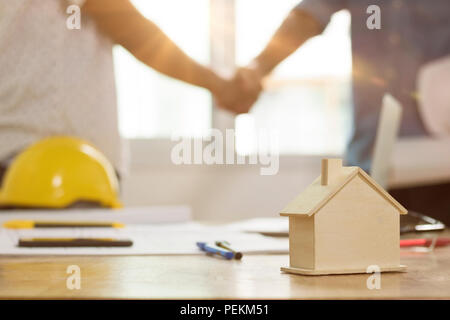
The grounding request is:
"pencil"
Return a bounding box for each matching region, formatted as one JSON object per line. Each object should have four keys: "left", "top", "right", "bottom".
{"left": 3, "top": 220, "right": 125, "bottom": 229}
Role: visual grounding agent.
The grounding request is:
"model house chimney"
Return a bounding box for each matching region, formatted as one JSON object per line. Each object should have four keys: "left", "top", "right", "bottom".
{"left": 321, "top": 158, "right": 343, "bottom": 186}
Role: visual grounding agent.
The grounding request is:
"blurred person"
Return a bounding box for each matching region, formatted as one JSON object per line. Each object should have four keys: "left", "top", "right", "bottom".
{"left": 0, "top": 0, "right": 260, "bottom": 183}
{"left": 232, "top": 0, "right": 450, "bottom": 171}
{"left": 230, "top": 0, "right": 450, "bottom": 223}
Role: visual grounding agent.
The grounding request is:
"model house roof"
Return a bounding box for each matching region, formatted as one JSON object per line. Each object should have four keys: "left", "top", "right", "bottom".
{"left": 280, "top": 159, "right": 408, "bottom": 216}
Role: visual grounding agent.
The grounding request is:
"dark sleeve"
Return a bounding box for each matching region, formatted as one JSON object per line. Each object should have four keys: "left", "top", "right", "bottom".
{"left": 294, "top": 0, "right": 347, "bottom": 28}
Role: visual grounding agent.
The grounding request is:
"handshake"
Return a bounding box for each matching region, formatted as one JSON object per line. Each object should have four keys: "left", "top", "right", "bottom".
{"left": 211, "top": 65, "right": 265, "bottom": 115}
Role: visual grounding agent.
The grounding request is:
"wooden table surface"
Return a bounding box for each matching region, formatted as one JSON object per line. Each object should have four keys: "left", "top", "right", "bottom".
{"left": 1, "top": 231, "right": 449, "bottom": 299}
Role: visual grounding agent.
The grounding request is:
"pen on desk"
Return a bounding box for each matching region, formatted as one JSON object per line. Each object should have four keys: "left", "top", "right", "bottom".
{"left": 215, "top": 241, "right": 243, "bottom": 260}
{"left": 18, "top": 238, "right": 133, "bottom": 247}
{"left": 400, "top": 238, "right": 450, "bottom": 248}
{"left": 196, "top": 242, "right": 234, "bottom": 260}
{"left": 3, "top": 220, "right": 125, "bottom": 229}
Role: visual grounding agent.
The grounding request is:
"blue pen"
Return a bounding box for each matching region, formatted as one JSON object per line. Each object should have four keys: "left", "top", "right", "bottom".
{"left": 196, "top": 242, "right": 234, "bottom": 260}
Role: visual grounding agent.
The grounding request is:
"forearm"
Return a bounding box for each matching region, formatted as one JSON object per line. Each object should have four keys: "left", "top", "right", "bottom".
{"left": 83, "top": 0, "right": 223, "bottom": 92}
{"left": 132, "top": 26, "right": 222, "bottom": 92}
{"left": 252, "top": 8, "right": 323, "bottom": 76}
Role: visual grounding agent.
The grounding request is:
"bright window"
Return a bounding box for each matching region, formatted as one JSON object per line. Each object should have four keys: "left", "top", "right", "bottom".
{"left": 114, "top": 0, "right": 211, "bottom": 138}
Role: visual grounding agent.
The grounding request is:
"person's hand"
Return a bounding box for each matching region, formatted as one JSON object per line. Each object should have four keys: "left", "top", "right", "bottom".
{"left": 212, "top": 65, "right": 264, "bottom": 114}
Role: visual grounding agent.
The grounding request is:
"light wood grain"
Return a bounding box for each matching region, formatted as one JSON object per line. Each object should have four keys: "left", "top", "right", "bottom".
{"left": 321, "top": 159, "right": 343, "bottom": 186}
{"left": 281, "top": 159, "right": 407, "bottom": 275}
{"left": 313, "top": 174, "right": 401, "bottom": 272}
{"left": 0, "top": 231, "right": 449, "bottom": 299}
{"left": 289, "top": 216, "right": 314, "bottom": 269}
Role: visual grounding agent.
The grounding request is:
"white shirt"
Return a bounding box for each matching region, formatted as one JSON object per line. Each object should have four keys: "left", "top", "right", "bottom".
{"left": 0, "top": 0, "right": 127, "bottom": 175}
{"left": 418, "top": 55, "right": 450, "bottom": 137}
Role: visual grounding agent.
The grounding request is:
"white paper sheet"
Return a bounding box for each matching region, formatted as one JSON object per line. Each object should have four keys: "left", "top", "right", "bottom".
{"left": 0, "top": 206, "right": 192, "bottom": 225}
{"left": 224, "top": 218, "right": 288, "bottom": 237}
{"left": 0, "top": 223, "right": 288, "bottom": 256}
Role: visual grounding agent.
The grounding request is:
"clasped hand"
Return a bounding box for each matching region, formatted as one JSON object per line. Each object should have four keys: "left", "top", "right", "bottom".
{"left": 214, "top": 66, "right": 264, "bottom": 114}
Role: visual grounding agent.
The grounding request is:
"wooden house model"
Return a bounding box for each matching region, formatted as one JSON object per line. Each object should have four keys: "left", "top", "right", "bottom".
{"left": 280, "top": 158, "right": 407, "bottom": 275}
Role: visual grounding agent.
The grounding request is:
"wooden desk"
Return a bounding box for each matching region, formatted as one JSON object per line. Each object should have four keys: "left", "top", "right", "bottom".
{"left": 1, "top": 232, "right": 449, "bottom": 299}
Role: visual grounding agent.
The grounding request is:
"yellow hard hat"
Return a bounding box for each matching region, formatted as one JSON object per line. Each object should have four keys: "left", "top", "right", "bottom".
{"left": 0, "top": 136, "right": 122, "bottom": 209}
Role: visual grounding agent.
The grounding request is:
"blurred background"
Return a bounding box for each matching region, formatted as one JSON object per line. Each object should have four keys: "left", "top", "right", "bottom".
{"left": 115, "top": 0, "right": 354, "bottom": 221}
{"left": 101, "top": 0, "right": 450, "bottom": 224}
